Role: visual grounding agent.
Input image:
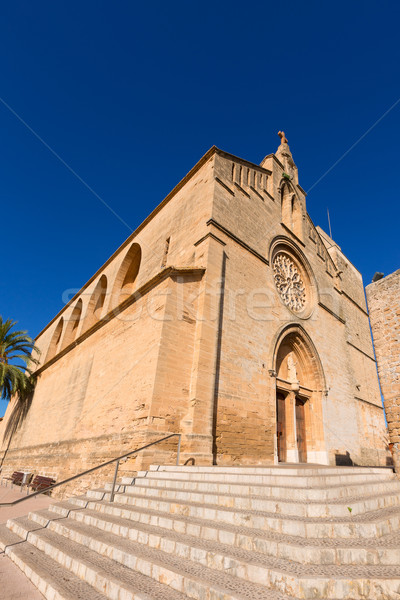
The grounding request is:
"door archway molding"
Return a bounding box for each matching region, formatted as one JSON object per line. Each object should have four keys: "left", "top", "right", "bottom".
{"left": 270, "top": 323, "right": 328, "bottom": 464}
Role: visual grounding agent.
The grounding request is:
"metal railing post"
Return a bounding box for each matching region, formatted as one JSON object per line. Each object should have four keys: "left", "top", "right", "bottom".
{"left": 109, "top": 460, "right": 120, "bottom": 503}
{"left": 176, "top": 434, "right": 181, "bottom": 466}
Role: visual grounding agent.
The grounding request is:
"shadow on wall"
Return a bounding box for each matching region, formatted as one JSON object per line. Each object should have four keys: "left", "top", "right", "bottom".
{"left": 0, "top": 389, "right": 34, "bottom": 469}
{"left": 335, "top": 451, "right": 354, "bottom": 466}
{"left": 335, "top": 451, "right": 394, "bottom": 468}
{"left": 387, "top": 444, "right": 395, "bottom": 467}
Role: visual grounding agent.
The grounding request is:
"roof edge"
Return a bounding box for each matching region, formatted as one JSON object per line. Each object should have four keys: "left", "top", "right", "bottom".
{"left": 35, "top": 146, "right": 218, "bottom": 340}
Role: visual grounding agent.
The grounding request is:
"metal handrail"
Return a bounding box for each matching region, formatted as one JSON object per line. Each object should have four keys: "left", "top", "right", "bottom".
{"left": 0, "top": 433, "right": 181, "bottom": 507}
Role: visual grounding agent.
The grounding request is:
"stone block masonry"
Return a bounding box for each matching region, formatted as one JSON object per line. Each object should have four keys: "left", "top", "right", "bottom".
{"left": 0, "top": 135, "right": 390, "bottom": 494}
{"left": 367, "top": 269, "right": 400, "bottom": 473}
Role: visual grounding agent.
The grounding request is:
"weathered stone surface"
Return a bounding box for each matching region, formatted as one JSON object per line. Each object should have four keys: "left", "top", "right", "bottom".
{"left": 0, "top": 139, "right": 389, "bottom": 492}
{"left": 367, "top": 270, "right": 400, "bottom": 473}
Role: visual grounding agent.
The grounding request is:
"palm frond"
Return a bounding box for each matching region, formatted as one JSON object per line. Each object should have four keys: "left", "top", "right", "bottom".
{"left": 0, "top": 315, "right": 40, "bottom": 401}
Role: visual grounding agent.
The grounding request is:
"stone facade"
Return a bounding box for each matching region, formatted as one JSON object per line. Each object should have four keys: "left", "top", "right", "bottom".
{"left": 0, "top": 137, "right": 389, "bottom": 492}
{"left": 366, "top": 270, "right": 400, "bottom": 472}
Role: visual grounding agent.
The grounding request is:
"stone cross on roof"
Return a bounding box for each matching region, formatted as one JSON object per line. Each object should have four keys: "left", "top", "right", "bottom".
{"left": 278, "top": 131, "right": 288, "bottom": 145}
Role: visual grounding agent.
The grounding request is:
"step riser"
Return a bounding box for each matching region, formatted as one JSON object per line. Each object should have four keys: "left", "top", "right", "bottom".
{"left": 150, "top": 465, "right": 392, "bottom": 476}
{"left": 144, "top": 471, "right": 394, "bottom": 486}
{"left": 19, "top": 517, "right": 400, "bottom": 600}
{"left": 111, "top": 478, "right": 400, "bottom": 501}
{"left": 8, "top": 519, "right": 44, "bottom": 541}
{"left": 82, "top": 494, "right": 400, "bottom": 538}
{"left": 68, "top": 507, "right": 400, "bottom": 567}
{"left": 102, "top": 486, "right": 400, "bottom": 518}
{"left": 29, "top": 511, "right": 59, "bottom": 527}
{"left": 48, "top": 499, "right": 90, "bottom": 518}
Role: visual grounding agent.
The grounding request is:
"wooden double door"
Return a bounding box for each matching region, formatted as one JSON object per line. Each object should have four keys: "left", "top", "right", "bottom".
{"left": 276, "top": 392, "right": 307, "bottom": 463}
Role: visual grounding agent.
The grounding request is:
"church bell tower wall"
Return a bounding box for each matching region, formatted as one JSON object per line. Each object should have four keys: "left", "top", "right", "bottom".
{"left": 208, "top": 148, "right": 388, "bottom": 467}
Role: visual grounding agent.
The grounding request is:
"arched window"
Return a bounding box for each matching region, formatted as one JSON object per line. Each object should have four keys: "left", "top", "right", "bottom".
{"left": 281, "top": 183, "right": 303, "bottom": 241}
{"left": 292, "top": 196, "right": 303, "bottom": 240}
{"left": 112, "top": 242, "right": 142, "bottom": 307}
{"left": 281, "top": 183, "right": 292, "bottom": 228}
{"left": 84, "top": 275, "right": 108, "bottom": 330}
{"left": 45, "top": 317, "right": 64, "bottom": 363}
{"left": 61, "top": 299, "right": 83, "bottom": 350}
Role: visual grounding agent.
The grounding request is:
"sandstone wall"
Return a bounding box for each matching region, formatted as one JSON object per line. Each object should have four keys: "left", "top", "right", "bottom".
{"left": 0, "top": 152, "right": 215, "bottom": 491}
{"left": 0, "top": 145, "right": 389, "bottom": 498}
{"left": 366, "top": 270, "right": 400, "bottom": 471}
{"left": 210, "top": 151, "right": 388, "bottom": 467}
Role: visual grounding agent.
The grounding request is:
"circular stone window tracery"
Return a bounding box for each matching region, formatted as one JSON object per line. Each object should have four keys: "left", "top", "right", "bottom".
{"left": 273, "top": 253, "right": 306, "bottom": 312}
{"left": 271, "top": 243, "right": 315, "bottom": 318}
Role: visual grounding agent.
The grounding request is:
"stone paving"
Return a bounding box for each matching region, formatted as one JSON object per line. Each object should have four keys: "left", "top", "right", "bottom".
{"left": 0, "top": 485, "right": 53, "bottom": 524}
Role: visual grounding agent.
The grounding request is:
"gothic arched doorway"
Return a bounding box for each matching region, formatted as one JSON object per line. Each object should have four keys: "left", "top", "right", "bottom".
{"left": 273, "top": 325, "right": 327, "bottom": 464}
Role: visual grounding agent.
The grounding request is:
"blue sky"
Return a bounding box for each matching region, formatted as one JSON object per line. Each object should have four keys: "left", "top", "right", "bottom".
{"left": 1, "top": 1, "right": 400, "bottom": 415}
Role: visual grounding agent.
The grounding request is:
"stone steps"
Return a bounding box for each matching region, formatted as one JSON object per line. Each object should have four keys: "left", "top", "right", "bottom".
{"left": 36, "top": 503, "right": 400, "bottom": 565}
{"left": 0, "top": 524, "right": 108, "bottom": 600}
{"left": 7, "top": 512, "right": 400, "bottom": 600}
{"left": 42, "top": 501, "right": 400, "bottom": 567}
{"left": 94, "top": 482, "right": 400, "bottom": 518}
{"left": 113, "top": 474, "right": 399, "bottom": 501}
{"left": 77, "top": 487, "right": 400, "bottom": 538}
{"left": 5, "top": 516, "right": 293, "bottom": 600}
{"left": 8, "top": 508, "right": 400, "bottom": 599}
{"left": 1, "top": 464, "right": 399, "bottom": 599}
{"left": 143, "top": 467, "right": 395, "bottom": 487}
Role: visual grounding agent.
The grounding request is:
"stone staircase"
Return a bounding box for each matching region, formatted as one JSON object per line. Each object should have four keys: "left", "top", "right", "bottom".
{"left": 1, "top": 464, "right": 400, "bottom": 600}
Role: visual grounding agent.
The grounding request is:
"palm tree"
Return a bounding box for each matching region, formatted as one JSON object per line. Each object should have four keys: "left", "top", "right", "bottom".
{"left": 0, "top": 316, "right": 40, "bottom": 402}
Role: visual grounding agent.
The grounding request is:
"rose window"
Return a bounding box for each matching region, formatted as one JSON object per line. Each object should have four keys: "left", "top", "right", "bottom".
{"left": 273, "top": 253, "right": 306, "bottom": 312}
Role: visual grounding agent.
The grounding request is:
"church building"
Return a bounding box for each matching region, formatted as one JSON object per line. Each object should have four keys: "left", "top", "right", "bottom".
{"left": 0, "top": 134, "right": 389, "bottom": 484}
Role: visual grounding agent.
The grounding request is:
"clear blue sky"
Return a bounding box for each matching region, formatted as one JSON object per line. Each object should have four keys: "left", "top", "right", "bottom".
{"left": 1, "top": 1, "right": 400, "bottom": 415}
